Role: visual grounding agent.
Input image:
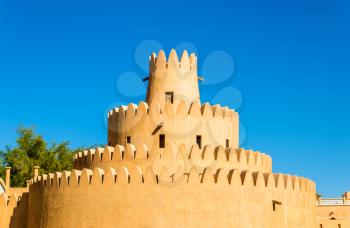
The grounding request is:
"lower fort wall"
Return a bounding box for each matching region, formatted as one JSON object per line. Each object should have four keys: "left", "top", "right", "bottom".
{"left": 317, "top": 205, "right": 350, "bottom": 228}
{"left": 26, "top": 167, "right": 316, "bottom": 228}
{"left": 0, "top": 192, "right": 28, "bottom": 228}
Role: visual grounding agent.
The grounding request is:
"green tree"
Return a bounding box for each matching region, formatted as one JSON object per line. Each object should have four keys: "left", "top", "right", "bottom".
{"left": 0, "top": 127, "right": 83, "bottom": 187}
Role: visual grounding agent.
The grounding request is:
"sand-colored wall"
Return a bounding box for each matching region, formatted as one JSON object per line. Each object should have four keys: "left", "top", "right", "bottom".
{"left": 146, "top": 50, "right": 200, "bottom": 107}
{"left": 0, "top": 186, "right": 28, "bottom": 228}
{"left": 0, "top": 192, "right": 28, "bottom": 228}
{"left": 317, "top": 220, "right": 350, "bottom": 228}
{"left": 73, "top": 143, "right": 272, "bottom": 174}
{"left": 7, "top": 187, "right": 28, "bottom": 196}
{"left": 317, "top": 205, "right": 350, "bottom": 228}
{"left": 108, "top": 101, "right": 239, "bottom": 150}
{"left": 26, "top": 166, "right": 316, "bottom": 228}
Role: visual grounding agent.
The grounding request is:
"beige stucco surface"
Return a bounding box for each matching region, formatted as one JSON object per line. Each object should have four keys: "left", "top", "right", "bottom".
{"left": 317, "top": 205, "right": 350, "bottom": 228}
{"left": 25, "top": 167, "right": 316, "bottom": 228}
{"left": 73, "top": 144, "right": 272, "bottom": 174}
{"left": 108, "top": 101, "right": 239, "bottom": 150}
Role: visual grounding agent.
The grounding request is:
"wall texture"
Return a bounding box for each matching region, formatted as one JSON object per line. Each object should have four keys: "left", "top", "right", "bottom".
{"left": 146, "top": 50, "right": 200, "bottom": 107}
{"left": 317, "top": 205, "right": 350, "bottom": 228}
{"left": 108, "top": 101, "right": 239, "bottom": 149}
{"left": 26, "top": 166, "right": 316, "bottom": 228}
{"left": 0, "top": 192, "right": 28, "bottom": 228}
{"left": 72, "top": 143, "right": 272, "bottom": 173}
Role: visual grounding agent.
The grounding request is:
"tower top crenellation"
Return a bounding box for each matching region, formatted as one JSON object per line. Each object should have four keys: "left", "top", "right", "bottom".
{"left": 149, "top": 49, "right": 197, "bottom": 71}
{"left": 146, "top": 49, "right": 200, "bottom": 106}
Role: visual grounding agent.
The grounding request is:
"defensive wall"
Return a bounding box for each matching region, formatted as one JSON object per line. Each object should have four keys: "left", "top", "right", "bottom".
{"left": 0, "top": 169, "right": 33, "bottom": 228}
{"left": 316, "top": 194, "right": 350, "bottom": 228}
{"left": 72, "top": 143, "right": 272, "bottom": 173}
{"left": 26, "top": 166, "right": 316, "bottom": 228}
{"left": 107, "top": 101, "right": 239, "bottom": 149}
{"left": 0, "top": 192, "right": 28, "bottom": 228}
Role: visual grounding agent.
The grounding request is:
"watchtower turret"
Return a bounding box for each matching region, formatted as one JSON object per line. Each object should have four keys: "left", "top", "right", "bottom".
{"left": 146, "top": 49, "right": 200, "bottom": 106}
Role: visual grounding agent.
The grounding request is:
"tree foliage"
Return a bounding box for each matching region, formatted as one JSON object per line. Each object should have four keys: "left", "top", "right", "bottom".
{"left": 0, "top": 127, "right": 83, "bottom": 187}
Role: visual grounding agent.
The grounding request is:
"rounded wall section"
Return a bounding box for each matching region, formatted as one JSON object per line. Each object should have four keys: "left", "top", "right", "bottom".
{"left": 26, "top": 167, "right": 316, "bottom": 228}
{"left": 108, "top": 101, "right": 239, "bottom": 152}
{"left": 146, "top": 50, "right": 200, "bottom": 107}
{"left": 73, "top": 144, "right": 272, "bottom": 174}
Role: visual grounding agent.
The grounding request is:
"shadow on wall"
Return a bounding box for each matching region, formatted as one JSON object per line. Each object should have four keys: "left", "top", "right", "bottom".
{"left": 9, "top": 193, "right": 28, "bottom": 228}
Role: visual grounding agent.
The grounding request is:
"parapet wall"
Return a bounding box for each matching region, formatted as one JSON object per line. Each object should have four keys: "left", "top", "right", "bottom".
{"left": 108, "top": 100, "right": 239, "bottom": 150}
{"left": 73, "top": 143, "right": 272, "bottom": 173}
{"left": 146, "top": 50, "right": 200, "bottom": 106}
{"left": 26, "top": 166, "right": 316, "bottom": 228}
{"left": 0, "top": 192, "right": 28, "bottom": 228}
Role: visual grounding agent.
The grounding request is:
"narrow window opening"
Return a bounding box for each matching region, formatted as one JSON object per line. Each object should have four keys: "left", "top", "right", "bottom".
{"left": 272, "top": 200, "right": 281, "bottom": 211}
{"left": 338, "top": 224, "right": 341, "bottom": 228}
{"left": 159, "top": 134, "right": 165, "bottom": 148}
{"left": 126, "top": 136, "right": 131, "bottom": 144}
{"left": 165, "top": 92, "right": 174, "bottom": 104}
{"left": 226, "top": 139, "right": 230, "bottom": 148}
{"left": 196, "top": 135, "right": 202, "bottom": 149}
{"left": 108, "top": 142, "right": 111, "bottom": 146}
{"left": 320, "top": 225, "right": 323, "bottom": 228}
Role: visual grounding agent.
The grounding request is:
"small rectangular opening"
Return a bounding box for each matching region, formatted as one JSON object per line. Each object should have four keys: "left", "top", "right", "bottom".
{"left": 272, "top": 200, "right": 281, "bottom": 211}
{"left": 126, "top": 136, "right": 131, "bottom": 144}
{"left": 196, "top": 135, "right": 202, "bottom": 149}
{"left": 320, "top": 225, "right": 323, "bottom": 228}
{"left": 165, "top": 92, "right": 174, "bottom": 104}
{"left": 226, "top": 139, "right": 230, "bottom": 148}
{"left": 159, "top": 134, "right": 165, "bottom": 148}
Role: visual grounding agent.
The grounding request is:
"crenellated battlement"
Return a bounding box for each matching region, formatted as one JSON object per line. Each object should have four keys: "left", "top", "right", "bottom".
{"left": 0, "top": 192, "right": 28, "bottom": 228}
{"left": 28, "top": 166, "right": 314, "bottom": 194}
{"left": 108, "top": 100, "right": 237, "bottom": 122}
{"left": 149, "top": 49, "right": 197, "bottom": 73}
{"left": 25, "top": 163, "right": 316, "bottom": 228}
{"left": 72, "top": 142, "right": 272, "bottom": 174}
{"left": 146, "top": 49, "right": 200, "bottom": 106}
{"left": 0, "top": 193, "right": 22, "bottom": 208}
{"left": 108, "top": 100, "right": 239, "bottom": 149}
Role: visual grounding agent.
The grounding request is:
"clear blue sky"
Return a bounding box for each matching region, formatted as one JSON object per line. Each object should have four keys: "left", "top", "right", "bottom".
{"left": 0, "top": 0, "right": 349, "bottom": 196}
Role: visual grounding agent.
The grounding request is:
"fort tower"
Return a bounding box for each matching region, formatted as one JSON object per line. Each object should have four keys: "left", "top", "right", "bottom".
{"left": 108, "top": 49, "right": 239, "bottom": 150}
{"left": 0, "top": 48, "right": 318, "bottom": 228}
{"left": 146, "top": 49, "right": 200, "bottom": 106}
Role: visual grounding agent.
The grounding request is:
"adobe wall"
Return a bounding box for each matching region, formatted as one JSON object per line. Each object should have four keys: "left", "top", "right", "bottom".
{"left": 0, "top": 192, "right": 28, "bottom": 228}
{"left": 0, "top": 185, "right": 28, "bottom": 228}
{"left": 146, "top": 50, "right": 200, "bottom": 107}
{"left": 108, "top": 101, "right": 239, "bottom": 150}
{"left": 73, "top": 143, "right": 272, "bottom": 173}
{"left": 317, "top": 220, "right": 350, "bottom": 228}
{"left": 317, "top": 205, "right": 350, "bottom": 228}
{"left": 7, "top": 187, "right": 28, "bottom": 196}
{"left": 27, "top": 167, "right": 316, "bottom": 228}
